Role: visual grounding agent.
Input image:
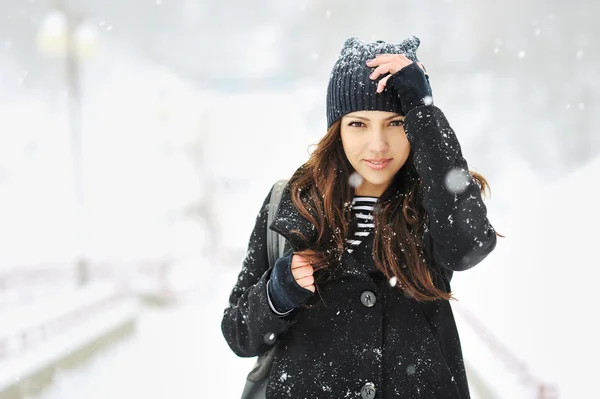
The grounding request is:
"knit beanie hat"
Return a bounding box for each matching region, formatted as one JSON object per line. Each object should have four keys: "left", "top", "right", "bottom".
{"left": 326, "top": 36, "right": 422, "bottom": 129}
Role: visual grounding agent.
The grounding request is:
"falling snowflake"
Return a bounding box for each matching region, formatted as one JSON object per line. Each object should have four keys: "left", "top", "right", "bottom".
{"left": 444, "top": 167, "right": 470, "bottom": 195}
{"left": 373, "top": 348, "right": 382, "bottom": 361}
{"left": 349, "top": 172, "right": 363, "bottom": 187}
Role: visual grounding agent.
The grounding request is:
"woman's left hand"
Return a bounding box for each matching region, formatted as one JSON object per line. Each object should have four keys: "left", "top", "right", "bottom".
{"left": 366, "top": 54, "right": 427, "bottom": 93}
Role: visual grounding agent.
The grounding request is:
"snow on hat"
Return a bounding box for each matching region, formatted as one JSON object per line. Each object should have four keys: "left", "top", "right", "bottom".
{"left": 326, "top": 36, "right": 422, "bottom": 129}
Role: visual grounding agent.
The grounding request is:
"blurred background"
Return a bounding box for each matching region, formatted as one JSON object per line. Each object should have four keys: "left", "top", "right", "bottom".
{"left": 0, "top": 0, "right": 598, "bottom": 398}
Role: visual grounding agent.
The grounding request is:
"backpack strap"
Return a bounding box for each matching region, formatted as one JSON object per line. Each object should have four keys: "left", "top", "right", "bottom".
{"left": 266, "top": 179, "right": 289, "bottom": 268}
{"left": 244, "top": 179, "right": 290, "bottom": 388}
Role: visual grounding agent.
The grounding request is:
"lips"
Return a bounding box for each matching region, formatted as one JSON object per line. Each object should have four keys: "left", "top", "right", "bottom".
{"left": 364, "top": 159, "right": 391, "bottom": 170}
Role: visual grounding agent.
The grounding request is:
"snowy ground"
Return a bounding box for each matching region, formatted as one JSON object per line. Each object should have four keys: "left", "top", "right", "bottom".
{"left": 28, "top": 268, "right": 253, "bottom": 399}
{"left": 451, "top": 156, "right": 600, "bottom": 398}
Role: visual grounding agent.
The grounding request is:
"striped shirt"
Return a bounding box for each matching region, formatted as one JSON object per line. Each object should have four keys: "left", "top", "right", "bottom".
{"left": 345, "top": 196, "right": 378, "bottom": 254}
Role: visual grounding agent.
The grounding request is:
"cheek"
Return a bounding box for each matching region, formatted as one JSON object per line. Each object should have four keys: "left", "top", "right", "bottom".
{"left": 340, "top": 134, "right": 362, "bottom": 159}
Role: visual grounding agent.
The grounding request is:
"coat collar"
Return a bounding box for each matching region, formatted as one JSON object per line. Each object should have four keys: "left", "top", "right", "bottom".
{"left": 268, "top": 181, "right": 379, "bottom": 289}
{"left": 268, "top": 180, "right": 316, "bottom": 252}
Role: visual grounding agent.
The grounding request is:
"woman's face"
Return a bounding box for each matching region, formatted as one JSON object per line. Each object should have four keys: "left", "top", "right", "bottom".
{"left": 340, "top": 110, "right": 410, "bottom": 197}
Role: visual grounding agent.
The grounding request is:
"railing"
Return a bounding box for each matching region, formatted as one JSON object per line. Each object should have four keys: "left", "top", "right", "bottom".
{"left": 0, "top": 284, "right": 131, "bottom": 361}
{"left": 0, "top": 264, "right": 78, "bottom": 309}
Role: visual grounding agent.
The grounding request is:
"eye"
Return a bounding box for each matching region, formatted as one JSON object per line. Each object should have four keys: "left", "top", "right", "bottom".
{"left": 390, "top": 120, "right": 405, "bottom": 127}
{"left": 348, "top": 121, "right": 365, "bottom": 127}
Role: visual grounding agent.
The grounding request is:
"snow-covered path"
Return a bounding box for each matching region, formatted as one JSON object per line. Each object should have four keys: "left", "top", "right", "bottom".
{"left": 30, "top": 267, "right": 252, "bottom": 399}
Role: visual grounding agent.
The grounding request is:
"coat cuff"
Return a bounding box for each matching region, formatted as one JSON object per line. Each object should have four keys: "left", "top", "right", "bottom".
{"left": 221, "top": 265, "right": 300, "bottom": 357}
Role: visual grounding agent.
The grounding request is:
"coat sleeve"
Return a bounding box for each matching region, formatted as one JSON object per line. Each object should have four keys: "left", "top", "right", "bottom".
{"left": 404, "top": 105, "right": 497, "bottom": 272}
{"left": 220, "top": 185, "right": 300, "bottom": 358}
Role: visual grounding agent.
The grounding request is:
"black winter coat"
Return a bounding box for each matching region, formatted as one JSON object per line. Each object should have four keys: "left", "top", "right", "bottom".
{"left": 221, "top": 105, "right": 497, "bottom": 398}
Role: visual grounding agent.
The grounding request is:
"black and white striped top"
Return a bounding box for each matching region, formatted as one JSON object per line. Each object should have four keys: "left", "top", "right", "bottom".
{"left": 345, "top": 196, "right": 378, "bottom": 253}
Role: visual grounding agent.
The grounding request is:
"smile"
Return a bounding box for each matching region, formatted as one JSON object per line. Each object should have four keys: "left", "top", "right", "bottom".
{"left": 364, "top": 159, "right": 391, "bottom": 170}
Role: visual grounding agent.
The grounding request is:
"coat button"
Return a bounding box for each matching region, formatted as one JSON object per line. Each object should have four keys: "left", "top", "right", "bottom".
{"left": 263, "top": 332, "right": 277, "bottom": 345}
{"left": 360, "top": 291, "right": 376, "bottom": 307}
{"left": 361, "top": 382, "right": 376, "bottom": 399}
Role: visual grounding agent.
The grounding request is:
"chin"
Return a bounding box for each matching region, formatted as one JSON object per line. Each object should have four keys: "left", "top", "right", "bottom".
{"left": 360, "top": 172, "right": 394, "bottom": 186}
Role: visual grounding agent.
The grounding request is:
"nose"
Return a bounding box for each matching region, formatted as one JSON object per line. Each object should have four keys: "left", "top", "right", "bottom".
{"left": 367, "top": 127, "right": 388, "bottom": 155}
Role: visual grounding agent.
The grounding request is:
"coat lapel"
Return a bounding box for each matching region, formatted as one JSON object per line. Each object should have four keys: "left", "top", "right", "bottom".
{"left": 325, "top": 250, "right": 380, "bottom": 290}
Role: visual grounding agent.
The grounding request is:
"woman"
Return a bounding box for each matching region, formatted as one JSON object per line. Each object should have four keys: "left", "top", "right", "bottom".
{"left": 221, "top": 36, "right": 498, "bottom": 399}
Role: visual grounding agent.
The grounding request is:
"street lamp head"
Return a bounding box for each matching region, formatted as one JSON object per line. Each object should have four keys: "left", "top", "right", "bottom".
{"left": 74, "top": 22, "right": 99, "bottom": 60}
{"left": 37, "top": 10, "right": 99, "bottom": 60}
{"left": 37, "top": 10, "right": 68, "bottom": 56}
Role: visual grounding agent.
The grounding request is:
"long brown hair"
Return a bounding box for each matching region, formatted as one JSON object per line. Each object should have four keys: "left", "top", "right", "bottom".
{"left": 288, "top": 118, "right": 499, "bottom": 302}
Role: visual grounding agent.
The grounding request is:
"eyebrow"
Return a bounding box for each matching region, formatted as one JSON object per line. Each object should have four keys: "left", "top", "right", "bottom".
{"left": 348, "top": 115, "right": 403, "bottom": 121}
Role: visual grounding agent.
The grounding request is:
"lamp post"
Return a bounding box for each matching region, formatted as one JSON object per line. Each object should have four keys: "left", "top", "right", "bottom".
{"left": 37, "top": 8, "right": 98, "bottom": 286}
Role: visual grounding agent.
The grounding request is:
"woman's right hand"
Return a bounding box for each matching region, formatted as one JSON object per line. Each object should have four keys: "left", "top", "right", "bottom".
{"left": 268, "top": 249, "right": 317, "bottom": 315}
{"left": 291, "top": 251, "right": 316, "bottom": 293}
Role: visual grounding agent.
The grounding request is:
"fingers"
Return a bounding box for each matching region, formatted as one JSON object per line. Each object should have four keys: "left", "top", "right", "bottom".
{"left": 368, "top": 59, "right": 428, "bottom": 94}
{"left": 367, "top": 53, "right": 409, "bottom": 67}
{"left": 292, "top": 263, "right": 315, "bottom": 291}
{"left": 292, "top": 264, "right": 313, "bottom": 279}
{"left": 301, "top": 283, "right": 315, "bottom": 293}
{"left": 369, "top": 64, "right": 392, "bottom": 80}
{"left": 291, "top": 255, "right": 311, "bottom": 270}
{"left": 368, "top": 55, "right": 415, "bottom": 86}
{"left": 296, "top": 275, "right": 315, "bottom": 290}
{"left": 376, "top": 74, "right": 391, "bottom": 93}
{"left": 291, "top": 254, "right": 315, "bottom": 292}
{"left": 367, "top": 53, "right": 406, "bottom": 64}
